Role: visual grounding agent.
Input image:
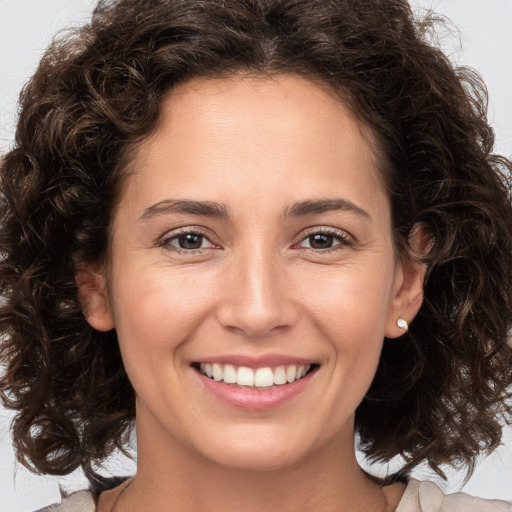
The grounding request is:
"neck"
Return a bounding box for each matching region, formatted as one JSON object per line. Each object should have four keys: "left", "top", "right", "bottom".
{"left": 110, "top": 415, "right": 399, "bottom": 512}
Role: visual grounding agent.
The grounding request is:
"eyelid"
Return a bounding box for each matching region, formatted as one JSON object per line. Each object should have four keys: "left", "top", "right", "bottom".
{"left": 157, "top": 226, "right": 220, "bottom": 252}
{"left": 155, "top": 225, "right": 353, "bottom": 254}
{"left": 293, "top": 226, "right": 354, "bottom": 250}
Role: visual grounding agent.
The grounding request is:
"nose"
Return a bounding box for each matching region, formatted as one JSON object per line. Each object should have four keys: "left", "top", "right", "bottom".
{"left": 215, "top": 247, "right": 299, "bottom": 338}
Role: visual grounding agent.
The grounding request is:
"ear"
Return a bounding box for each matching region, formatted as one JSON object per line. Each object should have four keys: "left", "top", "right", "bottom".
{"left": 385, "top": 224, "right": 430, "bottom": 338}
{"left": 76, "top": 264, "right": 115, "bottom": 332}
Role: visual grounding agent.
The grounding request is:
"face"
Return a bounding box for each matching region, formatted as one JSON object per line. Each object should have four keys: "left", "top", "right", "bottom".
{"left": 81, "top": 75, "right": 423, "bottom": 471}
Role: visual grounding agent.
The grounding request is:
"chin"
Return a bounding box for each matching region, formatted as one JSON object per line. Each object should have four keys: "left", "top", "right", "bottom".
{"left": 208, "top": 447, "right": 307, "bottom": 473}
{"left": 194, "top": 429, "right": 314, "bottom": 472}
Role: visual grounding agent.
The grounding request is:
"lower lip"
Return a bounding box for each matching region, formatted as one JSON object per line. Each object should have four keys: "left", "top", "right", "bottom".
{"left": 195, "top": 369, "right": 315, "bottom": 410}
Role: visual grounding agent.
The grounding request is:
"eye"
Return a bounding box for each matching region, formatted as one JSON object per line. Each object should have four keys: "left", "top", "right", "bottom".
{"left": 160, "top": 230, "right": 216, "bottom": 251}
{"left": 297, "top": 229, "right": 352, "bottom": 251}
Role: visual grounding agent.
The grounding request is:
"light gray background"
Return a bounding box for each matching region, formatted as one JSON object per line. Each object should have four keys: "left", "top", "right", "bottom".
{"left": 1, "top": 1, "right": 511, "bottom": 510}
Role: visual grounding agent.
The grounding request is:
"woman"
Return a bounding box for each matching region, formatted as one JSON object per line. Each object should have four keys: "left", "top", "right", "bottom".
{"left": 1, "top": 0, "right": 511, "bottom": 510}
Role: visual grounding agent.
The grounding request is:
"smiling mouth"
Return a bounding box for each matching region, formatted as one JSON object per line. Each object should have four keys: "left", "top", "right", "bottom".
{"left": 192, "top": 363, "right": 319, "bottom": 389}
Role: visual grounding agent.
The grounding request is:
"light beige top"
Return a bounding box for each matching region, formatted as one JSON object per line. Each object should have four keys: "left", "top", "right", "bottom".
{"left": 39, "top": 479, "right": 512, "bottom": 511}
{"left": 396, "top": 480, "right": 512, "bottom": 512}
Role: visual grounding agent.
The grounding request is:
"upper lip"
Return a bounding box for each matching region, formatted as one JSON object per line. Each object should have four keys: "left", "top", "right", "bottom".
{"left": 192, "top": 354, "right": 318, "bottom": 368}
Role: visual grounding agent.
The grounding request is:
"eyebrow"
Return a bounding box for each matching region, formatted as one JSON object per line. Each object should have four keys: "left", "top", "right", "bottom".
{"left": 140, "top": 199, "right": 229, "bottom": 220}
{"left": 139, "top": 197, "right": 370, "bottom": 221}
{"left": 284, "top": 198, "right": 371, "bottom": 219}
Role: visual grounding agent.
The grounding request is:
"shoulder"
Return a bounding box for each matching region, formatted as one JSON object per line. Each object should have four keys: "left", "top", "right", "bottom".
{"left": 35, "top": 490, "right": 95, "bottom": 512}
{"left": 396, "top": 479, "right": 512, "bottom": 512}
{"left": 34, "top": 476, "right": 130, "bottom": 512}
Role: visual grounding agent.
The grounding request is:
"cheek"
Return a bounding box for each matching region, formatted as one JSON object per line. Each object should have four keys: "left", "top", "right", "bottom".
{"left": 107, "top": 267, "right": 222, "bottom": 420}
{"left": 109, "top": 265, "right": 219, "bottom": 362}
{"left": 301, "top": 262, "right": 395, "bottom": 391}
{"left": 301, "top": 261, "right": 395, "bottom": 339}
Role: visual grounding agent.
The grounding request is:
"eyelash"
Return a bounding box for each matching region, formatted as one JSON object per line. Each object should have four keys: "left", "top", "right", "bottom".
{"left": 158, "top": 227, "right": 353, "bottom": 254}
{"left": 158, "top": 228, "right": 217, "bottom": 254}
{"left": 294, "top": 228, "right": 353, "bottom": 253}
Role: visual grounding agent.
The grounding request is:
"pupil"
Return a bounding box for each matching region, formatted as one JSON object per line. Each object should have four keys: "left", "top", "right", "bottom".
{"left": 310, "top": 233, "right": 333, "bottom": 249}
{"left": 179, "top": 233, "right": 202, "bottom": 249}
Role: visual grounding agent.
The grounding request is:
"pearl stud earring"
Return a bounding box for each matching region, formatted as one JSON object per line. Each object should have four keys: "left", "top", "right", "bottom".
{"left": 397, "top": 317, "right": 408, "bottom": 332}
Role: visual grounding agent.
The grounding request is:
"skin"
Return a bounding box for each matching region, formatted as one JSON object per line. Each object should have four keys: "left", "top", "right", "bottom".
{"left": 79, "top": 74, "right": 426, "bottom": 511}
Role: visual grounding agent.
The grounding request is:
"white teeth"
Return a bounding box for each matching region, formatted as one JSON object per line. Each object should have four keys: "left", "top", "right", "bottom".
{"left": 273, "top": 365, "right": 287, "bottom": 385}
{"left": 223, "top": 364, "right": 237, "bottom": 384}
{"left": 254, "top": 367, "right": 274, "bottom": 387}
{"left": 297, "top": 365, "right": 310, "bottom": 379}
{"left": 212, "top": 363, "right": 223, "bottom": 381}
{"left": 286, "top": 365, "right": 297, "bottom": 383}
{"left": 198, "top": 363, "right": 313, "bottom": 387}
{"left": 237, "top": 366, "right": 255, "bottom": 386}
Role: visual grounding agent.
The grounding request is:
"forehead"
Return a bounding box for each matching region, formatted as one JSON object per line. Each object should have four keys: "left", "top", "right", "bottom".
{"left": 122, "top": 74, "right": 388, "bottom": 218}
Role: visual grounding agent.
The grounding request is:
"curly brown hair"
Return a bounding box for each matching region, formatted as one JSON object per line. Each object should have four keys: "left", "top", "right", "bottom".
{"left": 1, "top": 0, "right": 511, "bottom": 483}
